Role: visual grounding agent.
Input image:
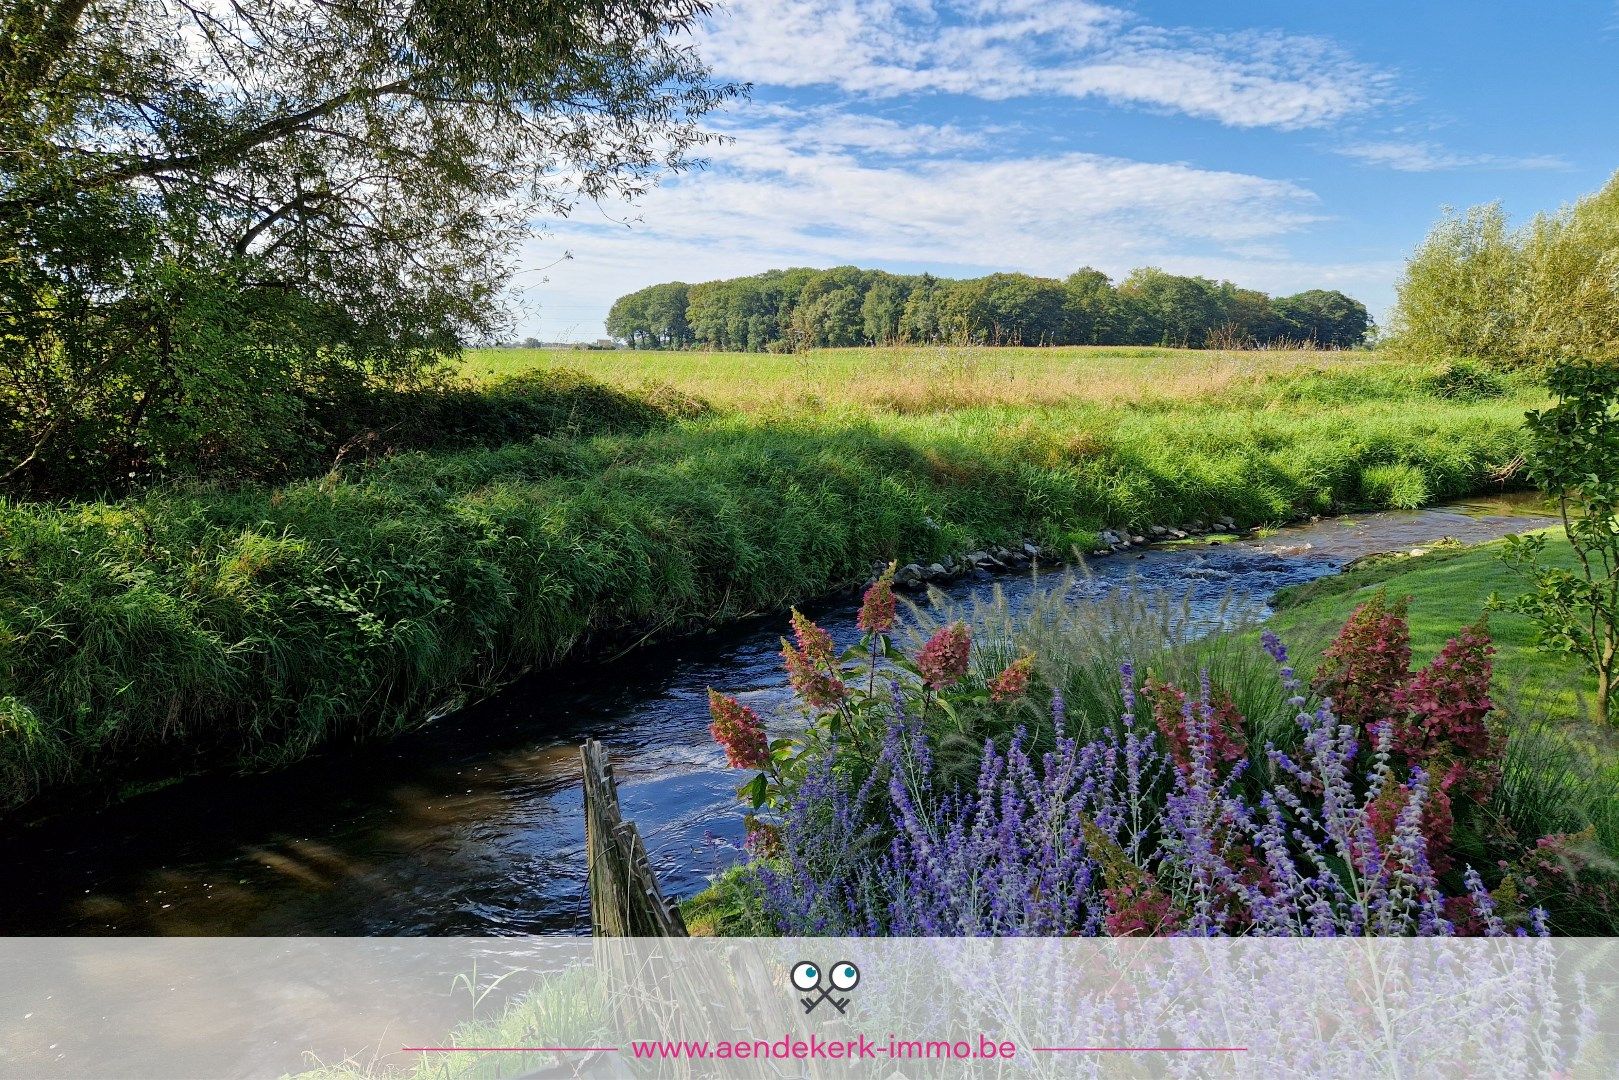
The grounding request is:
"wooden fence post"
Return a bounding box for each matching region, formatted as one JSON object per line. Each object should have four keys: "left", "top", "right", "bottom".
{"left": 581, "top": 739, "right": 688, "bottom": 937}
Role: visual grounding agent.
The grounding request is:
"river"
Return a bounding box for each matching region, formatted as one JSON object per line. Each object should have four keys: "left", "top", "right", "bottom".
{"left": 0, "top": 498, "right": 1556, "bottom": 936}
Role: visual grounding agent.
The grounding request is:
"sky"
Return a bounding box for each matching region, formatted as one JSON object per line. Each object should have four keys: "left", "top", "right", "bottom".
{"left": 509, "top": 1, "right": 1619, "bottom": 342}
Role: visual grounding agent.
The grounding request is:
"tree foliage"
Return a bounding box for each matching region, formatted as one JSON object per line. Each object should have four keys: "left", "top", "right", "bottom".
{"left": 1, "top": 0, "right": 738, "bottom": 492}
{"left": 1494, "top": 360, "right": 1619, "bottom": 724}
{"left": 1391, "top": 172, "right": 1619, "bottom": 367}
{"left": 607, "top": 265, "right": 1370, "bottom": 352}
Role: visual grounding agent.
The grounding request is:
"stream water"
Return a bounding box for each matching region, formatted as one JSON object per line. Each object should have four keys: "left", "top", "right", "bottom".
{"left": 0, "top": 498, "right": 1556, "bottom": 936}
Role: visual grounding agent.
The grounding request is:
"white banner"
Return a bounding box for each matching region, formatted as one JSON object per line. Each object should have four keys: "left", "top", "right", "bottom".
{"left": 0, "top": 937, "right": 1613, "bottom": 1078}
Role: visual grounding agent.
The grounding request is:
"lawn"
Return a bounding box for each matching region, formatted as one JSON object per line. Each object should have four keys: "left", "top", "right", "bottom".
{"left": 1267, "top": 530, "right": 1599, "bottom": 722}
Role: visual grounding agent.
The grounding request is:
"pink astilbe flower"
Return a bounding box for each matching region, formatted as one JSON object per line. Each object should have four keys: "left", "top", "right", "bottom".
{"left": 708, "top": 689, "right": 770, "bottom": 770}
{"left": 1315, "top": 592, "right": 1412, "bottom": 728}
{"left": 781, "top": 609, "right": 848, "bottom": 709}
{"left": 916, "top": 622, "right": 971, "bottom": 689}
{"left": 988, "top": 654, "right": 1035, "bottom": 702}
{"left": 857, "top": 563, "right": 898, "bottom": 635}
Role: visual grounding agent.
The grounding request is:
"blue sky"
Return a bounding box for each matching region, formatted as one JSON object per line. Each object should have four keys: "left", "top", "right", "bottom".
{"left": 512, "top": 1, "right": 1618, "bottom": 342}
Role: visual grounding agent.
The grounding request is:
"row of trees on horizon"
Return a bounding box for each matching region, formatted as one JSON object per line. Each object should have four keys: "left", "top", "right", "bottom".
{"left": 604, "top": 266, "right": 1372, "bottom": 352}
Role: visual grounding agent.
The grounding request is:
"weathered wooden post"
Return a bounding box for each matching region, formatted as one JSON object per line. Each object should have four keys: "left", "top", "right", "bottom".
{"left": 581, "top": 738, "right": 688, "bottom": 937}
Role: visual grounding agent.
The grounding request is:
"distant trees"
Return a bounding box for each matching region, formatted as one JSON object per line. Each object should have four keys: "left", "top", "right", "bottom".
{"left": 606, "top": 265, "right": 1370, "bottom": 352}
{"left": 1391, "top": 171, "right": 1619, "bottom": 366}
{"left": 606, "top": 282, "right": 693, "bottom": 348}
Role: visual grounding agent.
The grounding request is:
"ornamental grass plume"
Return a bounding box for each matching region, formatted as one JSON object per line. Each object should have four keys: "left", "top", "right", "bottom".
{"left": 988, "top": 655, "right": 1035, "bottom": 702}
{"left": 707, "top": 689, "right": 769, "bottom": 771}
{"left": 857, "top": 563, "right": 898, "bottom": 635}
{"left": 917, "top": 622, "right": 972, "bottom": 689}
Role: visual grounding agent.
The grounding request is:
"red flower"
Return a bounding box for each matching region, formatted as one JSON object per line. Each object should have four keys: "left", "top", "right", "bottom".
{"left": 988, "top": 655, "right": 1035, "bottom": 702}
{"left": 708, "top": 690, "right": 770, "bottom": 770}
{"left": 1392, "top": 620, "right": 1498, "bottom": 798}
{"left": 1314, "top": 592, "right": 1412, "bottom": 729}
{"left": 781, "top": 609, "right": 847, "bottom": 709}
{"left": 1362, "top": 775, "right": 1456, "bottom": 876}
{"left": 857, "top": 563, "right": 898, "bottom": 635}
{"left": 916, "top": 622, "right": 972, "bottom": 689}
{"left": 1102, "top": 874, "right": 1182, "bottom": 936}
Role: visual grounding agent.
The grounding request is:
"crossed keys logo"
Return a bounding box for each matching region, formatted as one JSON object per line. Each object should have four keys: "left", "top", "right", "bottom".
{"left": 791, "top": 960, "right": 860, "bottom": 1014}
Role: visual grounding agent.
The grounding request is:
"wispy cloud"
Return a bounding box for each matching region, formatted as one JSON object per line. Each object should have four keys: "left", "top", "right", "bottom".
{"left": 698, "top": 0, "right": 1394, "bottom": 129}
{"left": 1336, "top": 140, "right": 1570, "bottom": 172}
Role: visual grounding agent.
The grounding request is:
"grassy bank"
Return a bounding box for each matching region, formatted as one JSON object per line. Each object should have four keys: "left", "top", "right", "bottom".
{"left": 0, "top": 349, "right": 1539, "bottom": 817}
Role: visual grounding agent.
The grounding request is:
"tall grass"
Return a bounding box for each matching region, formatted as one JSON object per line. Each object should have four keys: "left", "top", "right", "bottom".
{"left": 464, "top": 345, "right": 1422, "bottom": 414}
{"left": 0, "top": 354, "right": 1537, "bottom": 814}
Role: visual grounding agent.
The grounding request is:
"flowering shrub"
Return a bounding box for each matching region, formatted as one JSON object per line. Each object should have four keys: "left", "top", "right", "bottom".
{"left": 781, "top": 608, "right": 848, "bottom": 710}
{"left": 707, "top": 690, "right": 769, "bottom": 770}
{"left": 987, "top": 655, "right": 1035, "bottom": 703}
{"left": 708, "top": 579, "right": 1600, "bottom": 935}
{"left": 916, "top": 622, "right": 972, "bottom": 689}
{"left": 856, "top": 562, "right": 897, "bottom": 635}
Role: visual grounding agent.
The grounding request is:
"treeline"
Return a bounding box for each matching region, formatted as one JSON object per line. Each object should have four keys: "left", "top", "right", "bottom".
{"left": 1392, "top": 171, "right": 1619, "bottom": 367}
{"left": 605, "top": 267, "right": 1371, "bottom": 352}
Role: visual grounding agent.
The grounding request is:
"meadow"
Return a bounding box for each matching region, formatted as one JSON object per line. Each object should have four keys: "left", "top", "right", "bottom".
{"left": 0, "top": 346, "right": 1542, "bottom": 817}
{"left": 463, "top": 344, "right": 1395, "bottom": 412}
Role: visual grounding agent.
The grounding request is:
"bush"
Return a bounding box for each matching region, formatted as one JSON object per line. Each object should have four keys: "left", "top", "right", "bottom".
{"left": 1425, "top": 359, "right": 1509, "bottom": 401}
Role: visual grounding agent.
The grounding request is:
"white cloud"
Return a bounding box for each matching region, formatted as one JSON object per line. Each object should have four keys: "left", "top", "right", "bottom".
{"left": 510, "top": 108, "right": 1374, "bottom": 340}
{"left": 698, "top": 1, "right": 1392, "bottom": 129}
{"left": 1336, "top": 140, "right": 1569, "bottom": 172}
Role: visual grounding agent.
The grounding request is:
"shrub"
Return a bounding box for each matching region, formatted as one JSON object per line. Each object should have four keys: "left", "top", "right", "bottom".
{"left": 1494, "top": 359, "right": 1619, "bottom": 723}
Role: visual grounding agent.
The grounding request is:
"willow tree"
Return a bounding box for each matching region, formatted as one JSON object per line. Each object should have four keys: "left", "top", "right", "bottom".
{"left": 0, "top": 0, "right": 738, "bottom": 490}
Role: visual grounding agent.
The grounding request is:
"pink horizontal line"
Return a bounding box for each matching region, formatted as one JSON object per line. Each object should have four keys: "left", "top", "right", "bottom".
{"left": 402, "top": 1047, "right": 618, "bottom": 1053}
{"left": 1034, "top": 1047, "right": 1247, "bottom": 1052}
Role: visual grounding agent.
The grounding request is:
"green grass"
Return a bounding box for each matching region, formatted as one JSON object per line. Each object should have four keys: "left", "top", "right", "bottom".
{"left": 291, "top": 966, "right": 610, "bottom": 1079}
{"left": 462, "top": 344, "right": 1437, "bottom": 415}
{"left": 0, "top": 349, "right": 1543, "bottom": 815}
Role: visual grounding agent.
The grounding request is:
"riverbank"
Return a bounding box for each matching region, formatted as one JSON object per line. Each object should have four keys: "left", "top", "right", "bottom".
{"left": 0, "top": 351, "right": 1538, "bottom": 820}
{"left": 0, "top": 503, "right": 1554, "bottom": 935}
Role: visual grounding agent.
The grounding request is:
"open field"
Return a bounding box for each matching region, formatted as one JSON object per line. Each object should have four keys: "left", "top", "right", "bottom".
{"left": 0, "top": 347, "right": 1543, "bottom": 817}
{"left": 462, "top": 345, "right": 1391, "bottom": 413}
